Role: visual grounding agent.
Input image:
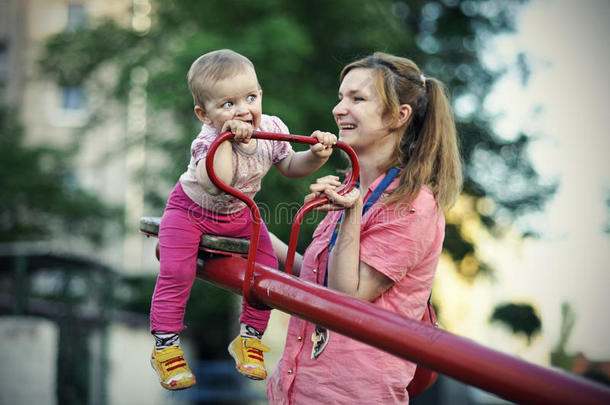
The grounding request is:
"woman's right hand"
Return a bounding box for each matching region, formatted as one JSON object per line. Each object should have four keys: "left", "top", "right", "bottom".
{"left": 304, "top": 175, "right": 362, "bottom": 211}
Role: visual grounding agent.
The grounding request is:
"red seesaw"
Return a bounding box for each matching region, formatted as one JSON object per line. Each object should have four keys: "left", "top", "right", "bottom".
{"left": 140, "top": 132, "right": 610, "bottom": 404}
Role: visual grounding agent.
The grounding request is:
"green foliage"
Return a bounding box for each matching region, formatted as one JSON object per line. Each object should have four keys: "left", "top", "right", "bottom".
{"left": 37, "top": 0, "right": 554, "bottom": 273}
{"left": 0, "top": 106, "right": 122, "bottom": 243}
{"left": 490, "top": 302, "right": 541, "bottom": 343}
{"left": 41, "top": 20, "right": 141, "bottom": 87}
{"left": 549, "top": 303, "right": 610, "bottom": 386}
{"left": 550, "top": 302, "right": 576, "bottom": 369}
{"left": 443, "top": 222, "right": 475, "bottom": 262}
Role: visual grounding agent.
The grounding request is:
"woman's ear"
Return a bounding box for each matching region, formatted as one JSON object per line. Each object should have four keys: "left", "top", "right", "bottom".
{"left": 194, "top": 105, "right": 211, "bottom": 125}
{"left": 395, "top": 104, "right": 412, "bottom": 128}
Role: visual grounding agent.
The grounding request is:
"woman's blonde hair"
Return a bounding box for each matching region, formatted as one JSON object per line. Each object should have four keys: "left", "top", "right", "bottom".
{"left": 340, "top": 52, "right": 463, "bottom": 209}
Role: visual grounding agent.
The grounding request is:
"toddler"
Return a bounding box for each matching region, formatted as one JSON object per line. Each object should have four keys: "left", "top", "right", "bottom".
{"left": 149, "top": 49, "right": 335, "bottom": 390}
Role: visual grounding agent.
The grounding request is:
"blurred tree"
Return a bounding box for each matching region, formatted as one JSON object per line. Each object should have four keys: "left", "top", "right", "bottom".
{"left": 490, "top": 302, "right": 541, "bottom": 344}
{"left": 0, "top": 105, "right": 121, "bottom": 244}
{"left": 38, "top": 0, "right": 554, "bottom": 277}
{"left": 550, "top": 301, "right": 576, "bottom": 370}
{"left": 549, "top": 303, "right": 610, "bottom": 387}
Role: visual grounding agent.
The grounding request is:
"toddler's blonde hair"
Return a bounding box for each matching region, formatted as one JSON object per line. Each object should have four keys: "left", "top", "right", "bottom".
{"left": 187, "top": 49, "right": 258, "bottom": 108}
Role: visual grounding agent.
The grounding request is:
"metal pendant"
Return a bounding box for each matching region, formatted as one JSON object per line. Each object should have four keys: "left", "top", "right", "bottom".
{"left": 310, "top": 327, "right": 330, "bottom": 359}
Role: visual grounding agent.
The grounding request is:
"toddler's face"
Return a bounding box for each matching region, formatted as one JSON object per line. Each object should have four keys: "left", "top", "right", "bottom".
{"left": 201, "top": 67, "right": 262, "bottom": 132}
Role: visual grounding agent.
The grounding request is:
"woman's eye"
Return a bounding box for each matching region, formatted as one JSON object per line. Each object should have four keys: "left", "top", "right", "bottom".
{"left": 221, "top": 101, "right": 234, "bottom": 108}
{"left": 354, "top": 96, "right": 365, "bottom": 102}
{"left": 246, "top": 94, "right": 256, "bottom": 102}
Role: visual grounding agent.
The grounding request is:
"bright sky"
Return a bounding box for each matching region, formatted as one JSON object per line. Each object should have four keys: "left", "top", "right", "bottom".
{"left": 485, "top": 0, "right": 610, "bottom": 358}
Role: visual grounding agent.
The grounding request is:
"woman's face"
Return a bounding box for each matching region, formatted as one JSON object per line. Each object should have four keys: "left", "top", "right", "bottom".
{"left": 332, "top": 68, "right": 389, "bottom": 154}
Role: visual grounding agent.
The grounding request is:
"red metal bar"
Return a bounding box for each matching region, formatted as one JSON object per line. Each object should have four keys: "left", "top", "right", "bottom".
{"left": 205, "top": 130, "right": 260, "bottom": 306}
{"left": 196, "top": 255, "right": 610, "bottom": 405}
{"left": 283, "top": 140, "right": 358, "bottom": 275}
{"left": 205, "top": 131, "right": 359, "bottom": 305}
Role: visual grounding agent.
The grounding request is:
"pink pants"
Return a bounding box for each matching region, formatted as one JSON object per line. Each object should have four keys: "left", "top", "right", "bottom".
{"left": 150, "top": 183, "right": 274, "bottom": 334}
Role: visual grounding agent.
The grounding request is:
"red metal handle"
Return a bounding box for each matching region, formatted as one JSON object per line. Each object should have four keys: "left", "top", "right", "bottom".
{"left": 205, "top": 131, "right": 359, "bottom": 306}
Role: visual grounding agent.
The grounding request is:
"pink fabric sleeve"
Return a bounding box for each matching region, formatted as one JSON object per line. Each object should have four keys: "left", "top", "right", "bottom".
{"left": 359, "top": 204, "right": 435, "bottom": 283}
{"left": 191, "top": 125, "right": 219, "bottom": 164}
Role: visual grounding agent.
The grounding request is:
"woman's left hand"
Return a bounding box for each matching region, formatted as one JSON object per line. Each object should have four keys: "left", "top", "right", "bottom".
{"left": 304, "top": 175, "right": 361, "bottom": 211}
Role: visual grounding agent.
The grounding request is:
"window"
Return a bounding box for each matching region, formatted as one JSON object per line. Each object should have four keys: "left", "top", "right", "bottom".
{"left": 62, "top": 86, "right": 86, "bottom": 111}
{"left": 51, "top": 4, "right": 88, "bottom": 125}
{"left": 65, "top": 4, "right": 86, "bottom": 31}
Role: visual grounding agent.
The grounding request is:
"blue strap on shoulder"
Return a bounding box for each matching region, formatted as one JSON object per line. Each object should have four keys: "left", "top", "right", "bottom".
{"left": 323, "top": 167, "right": 400, "bottom": 288}
{"left": 361, "top": 167, "right": 401, "bottom": 215}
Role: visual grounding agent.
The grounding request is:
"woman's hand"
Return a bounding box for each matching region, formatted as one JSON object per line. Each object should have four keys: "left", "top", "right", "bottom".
{"left": 304, "top": 175, "right": 362, "bottom": 211}
{"left": 309, "top": 130, "right": 337, "bottom": 159}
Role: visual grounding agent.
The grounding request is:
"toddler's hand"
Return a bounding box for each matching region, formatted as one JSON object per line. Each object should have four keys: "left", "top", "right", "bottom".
{"left": 222, "top": 120, "right": 254, "bottom": 143}
{"left": 309, "top": 131, "right": 336, "bottom": 159}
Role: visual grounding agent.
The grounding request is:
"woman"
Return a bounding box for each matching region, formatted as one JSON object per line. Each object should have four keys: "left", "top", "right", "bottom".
{"left": 267, "top": 52, "right": 462, "bottom": 404}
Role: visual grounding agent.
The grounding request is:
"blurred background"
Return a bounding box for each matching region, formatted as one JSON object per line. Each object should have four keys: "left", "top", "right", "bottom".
{"left": 0, "top": 0, "right": 608, "bottom": 404}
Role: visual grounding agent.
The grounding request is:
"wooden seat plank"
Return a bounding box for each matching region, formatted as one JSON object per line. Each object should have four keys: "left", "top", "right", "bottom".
{"left": 139, "top": 217, "right": 250, "bottom": 255}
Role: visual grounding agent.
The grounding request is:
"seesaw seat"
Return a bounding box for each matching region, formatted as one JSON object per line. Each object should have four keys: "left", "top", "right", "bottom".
{"left": 139, "top": 216, "right": 250, "bottom": 255}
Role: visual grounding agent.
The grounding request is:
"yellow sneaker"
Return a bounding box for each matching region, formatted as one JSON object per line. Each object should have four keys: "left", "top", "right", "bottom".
{"left": 150, "top": 346, "right": 196, "bottom": 390}
{"left": 228, "top": 335, "right": 270, "bottom": 380}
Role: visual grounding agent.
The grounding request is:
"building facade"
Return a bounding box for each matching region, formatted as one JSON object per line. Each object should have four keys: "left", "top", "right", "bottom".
{"left": 1, "top": 0, "right": 157, "bottom": 273}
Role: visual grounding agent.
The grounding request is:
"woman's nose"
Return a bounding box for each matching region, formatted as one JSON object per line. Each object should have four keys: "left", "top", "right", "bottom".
{"left": 332, "top": 99, "right": 347, "bottom": 117}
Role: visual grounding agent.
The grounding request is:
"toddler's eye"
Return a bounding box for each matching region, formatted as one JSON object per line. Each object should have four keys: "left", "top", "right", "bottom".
{"left": 246, "top": 94, "right": 257, "bottom": 102}
{"left": 221, "top": 101, "right": 234, "bottom": 108}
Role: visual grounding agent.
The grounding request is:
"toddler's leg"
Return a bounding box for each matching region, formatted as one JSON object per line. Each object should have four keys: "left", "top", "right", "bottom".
{"left": 150, "top": 206, "right": 201, "bottom": 333}
{"left": 229, "top": 223, "right": 277, "bottom": 380}
{"left": 150, "top": 205, "right": 200, "bottom": 390}
{"left": 239, "top": 303, "right": 271, "bottom": 336}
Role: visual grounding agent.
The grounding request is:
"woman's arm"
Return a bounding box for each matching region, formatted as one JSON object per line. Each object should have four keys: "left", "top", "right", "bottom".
{"left": 327, "top": 196, "right": 394, "bottom": 301}
{"left": 269, "top": 232, "right": 303, "bottom": 277}
{"left": 306, "top": 177, "right": 394, "bottom": 302}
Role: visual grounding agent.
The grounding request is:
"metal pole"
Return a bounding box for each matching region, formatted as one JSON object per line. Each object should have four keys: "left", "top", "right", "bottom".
{"left": 197, "top": 255, "right": 610, "bottom": 405}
